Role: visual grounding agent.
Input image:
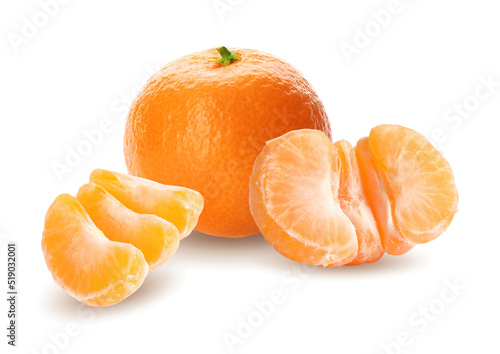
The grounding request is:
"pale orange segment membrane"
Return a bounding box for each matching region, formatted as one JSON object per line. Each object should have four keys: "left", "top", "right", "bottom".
{"left": 41, "top": 194, "right": 148, "bottom": 307}
{"left": 334, "top": 140, "right": 384, "bottom": 265}
{"left": 89, "top": 169, "right": 204, "bottom": 239}
{"left": 77, "top": 184, "right": 180, "bottom": 270}
{"left": 249, "top": 130, "right": 358, "bottom": 267}
{"left": 356, "top": 137, "right": 415, "bottom": 255}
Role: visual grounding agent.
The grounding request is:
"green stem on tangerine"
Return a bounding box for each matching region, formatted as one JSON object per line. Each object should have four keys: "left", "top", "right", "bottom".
{"left": 213, "top": 46, "right": 241, "bottom": 66}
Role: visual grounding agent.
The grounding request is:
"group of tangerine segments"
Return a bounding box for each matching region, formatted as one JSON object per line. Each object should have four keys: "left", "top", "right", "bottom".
{"left": 249, "top": 124, "right": 459, "bottom": 267}
{"left": 42, "top": 124, "right": 458, "bottom": 306}
{"left": 41, "top": 169, "right": 204, "bottom": 306}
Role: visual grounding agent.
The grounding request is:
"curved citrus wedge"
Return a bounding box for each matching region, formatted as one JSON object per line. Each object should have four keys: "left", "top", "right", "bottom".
{"left": 42, "top": 194, "right": 148, "bottom": 307}
{"left": 76, "top": 184, "right": 180, "bottom": 270}
{"left": 334, "top": 140, "right": 384, "bottom": 265}
{"left": 249, "top": 130, "right": 358, "bottom": 267}
{"left": 356, "top": 137, "right": 415, "bottom": 255}
{"left": 360, "top": 124, "right": 459, "bottom": 245}
{"left": 89, "top": 169, "right": 204, "bottom": 239}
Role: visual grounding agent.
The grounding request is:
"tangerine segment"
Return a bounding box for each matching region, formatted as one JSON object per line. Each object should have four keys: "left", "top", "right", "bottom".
{"left": 367, "top": 125, "right": 459, "bottom": 244}
{"left": 334, "top": 140, "right": 384, "bottom": 265}
{"left": 356, "top": 138, "right": 415, "bottom": 255}
{"left": 249, "top": 130, "right": 358, "bottom": 267}
{"left": 77, "top": 184, "right": 180, "bottom": 270}
{"left": 90, "top": 169, "right": 204, "bottom": 239}
{"left": 41, "top": 194, "right": 148, "bottom": 307}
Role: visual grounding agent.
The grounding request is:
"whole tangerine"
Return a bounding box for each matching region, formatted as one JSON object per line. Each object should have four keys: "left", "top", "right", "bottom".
{"left": 124, "top": 46, "right": 331, "bottom": 237}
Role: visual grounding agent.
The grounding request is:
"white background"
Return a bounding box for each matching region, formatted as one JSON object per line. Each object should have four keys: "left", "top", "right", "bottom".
{"left": 1, "top": 0, "right": 499, "bottom": 353}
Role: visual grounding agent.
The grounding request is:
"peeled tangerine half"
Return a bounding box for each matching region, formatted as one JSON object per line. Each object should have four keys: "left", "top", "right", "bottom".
{"left": 90, "top": 169, "right": 204, "bottom": 239}
{"left": 42, "top": 194, "right": 148, "bottom": 306}
{"left": 77, "top": 184, "right": 180, "bottom": 270}
{"left": 249, "top": 126, "right": 458, "bottom": 267}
